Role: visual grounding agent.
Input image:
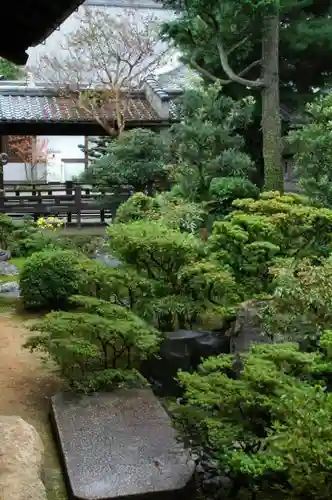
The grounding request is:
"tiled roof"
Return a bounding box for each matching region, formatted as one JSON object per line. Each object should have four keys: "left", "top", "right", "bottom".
{"left": 145, "top": 77, "right": 182, "bottom": 120}
{"left": 0, "top": 89, "right": 161, "bottom": 124}
{"left": 155, "top": 64, "right": 200, "bottom": 92}
{"left": 151, "top": 66, "right": 305, "bottom": 126}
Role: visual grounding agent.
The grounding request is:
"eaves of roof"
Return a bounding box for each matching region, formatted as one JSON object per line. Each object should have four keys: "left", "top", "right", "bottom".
{"left": 0, "top": 0, "right": 85, "bottom": 65}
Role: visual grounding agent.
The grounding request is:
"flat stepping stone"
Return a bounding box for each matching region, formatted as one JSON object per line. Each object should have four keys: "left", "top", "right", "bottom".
{"left": 51, "top": 389, "right": 195, "bottom": 500}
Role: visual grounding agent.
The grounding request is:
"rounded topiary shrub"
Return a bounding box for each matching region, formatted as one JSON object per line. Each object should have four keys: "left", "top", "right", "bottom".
{"left": 209, "top": 176, "right": 260, "bottom": 214}
{"left": 20, "top": 249, "right": 88, "bottom": 310}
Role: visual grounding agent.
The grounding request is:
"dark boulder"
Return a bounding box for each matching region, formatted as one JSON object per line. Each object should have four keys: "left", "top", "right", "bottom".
{"left": 141, "top": 330, "right": 230, "bottom": 396}
{"left": 0, "top": 249, "right": 11, "bottom": 262}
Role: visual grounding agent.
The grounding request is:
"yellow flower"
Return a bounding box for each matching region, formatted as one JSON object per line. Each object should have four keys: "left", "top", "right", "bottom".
{"left": 36, "top": 216, "right": 64, "bottom": 232}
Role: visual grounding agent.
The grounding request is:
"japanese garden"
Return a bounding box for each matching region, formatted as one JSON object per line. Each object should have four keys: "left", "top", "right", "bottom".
{"left": 1, "top": 1, "right": 332, "bottom": 500}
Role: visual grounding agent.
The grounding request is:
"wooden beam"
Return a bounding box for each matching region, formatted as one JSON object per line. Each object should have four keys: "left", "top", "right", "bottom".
{"left": 84, "top": 136, "right": 89, "bottom": 170}
{"left": 0, "top": 136, "right": 5, "bottom": 192}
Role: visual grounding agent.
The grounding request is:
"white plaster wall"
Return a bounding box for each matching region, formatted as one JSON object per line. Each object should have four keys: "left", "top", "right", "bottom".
{"left": 42, "top": 135, "right": 85, "bottom": 182}
{"left": 40, "top": 136, "right": 85, "bottom": 159}
{"left": 4, "top": 163, "right": 47, "bottom": 183}
{"left": 64, "top": 163, "right": 86, "bottom": 181}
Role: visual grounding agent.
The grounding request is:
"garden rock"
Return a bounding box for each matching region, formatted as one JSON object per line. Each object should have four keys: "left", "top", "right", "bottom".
{"left": 141, "top": 329, "right": 230, "bottom": 396}
{"left": 201, "top": 475, "right": 232, "bottom": 497}
{"left": 0, "top": 281, "right": 20, "bottom": 297}
{"left": 229, "top": 300, "right": 272, "bottom": 353}
{"left": 0, "top": 249, "right": 11, "bottom": 261}
{"left": 0, "top": 416, "right": 46, "bottom": 500}
{"left": 94, "top": 252, "right": 121, "bottom": 268}
{"left": 0, "top": 261, "right": 18, "bottom": 275}
{"left": 195, "top": 452, "right": 233, "bottom": 499}
{"left": 51, "top": 389, "right": 195, "bottom": 500}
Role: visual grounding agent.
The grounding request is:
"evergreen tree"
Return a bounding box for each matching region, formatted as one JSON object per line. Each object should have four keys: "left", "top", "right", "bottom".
{"left": 0, "top": 58, "right": 24, "bottom": 80}
{"left": 79, "top": 128, "right": 169, "bottom": 192}
{"left": 158, "top": 0, "right": 332, "bottom": 190}
{"left": 169, "top": 83, "right": 256, "bottom": 205}
{"left": 78, "top": 137, "right": 114, "bottom": 162}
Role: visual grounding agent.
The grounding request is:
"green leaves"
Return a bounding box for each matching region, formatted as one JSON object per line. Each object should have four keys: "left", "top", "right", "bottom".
{"left": 19, "top": 249, "right": 89, "bottom": 310}
{"left": 107, "top": 220, "right": 205, "bottom": 279}
{"left": 169, "top": 83, "right": 255, "bottom": 204}
{"left": 261, "top": 257, "right": 332, "bottom": 345}
{"left": 81, "top": 128, "right": 169, "bottom": 191}
{"left": 106, "top": 218, "right": 240, "bottom": 330}
{"left": 24, "top": 296, "right": 160, "bottom": 392}
{"left": 173, "top": 337, "right": 332, "bottom": 497}
{"left": 115, "top": 191, "right": 205, "bottom": 234}
{"left": 288, "top": 93, "right": 332, "bottom": 208}
{"left": 0, "top": 58, "right": 24, "bottom": 80}
{"left": 268, "top": 384, "right": 332, "bottom": 498}
{"left": 210, "top": 191, "right": 332, "bottom": 297}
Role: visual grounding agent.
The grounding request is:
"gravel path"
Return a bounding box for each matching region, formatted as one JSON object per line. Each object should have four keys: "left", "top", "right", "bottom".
{"left": 0, "top": 315, "right": 66, "bottom": 499}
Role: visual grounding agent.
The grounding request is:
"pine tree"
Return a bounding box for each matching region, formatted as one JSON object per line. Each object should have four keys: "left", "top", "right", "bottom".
{"left": 158, "top": 0, "right": 332, "bottom": 190}
{"left": 78, "top": 136, "right": 114, "bottom": 162}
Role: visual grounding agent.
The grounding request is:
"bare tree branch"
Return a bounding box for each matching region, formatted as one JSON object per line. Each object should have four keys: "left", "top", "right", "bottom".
{"left": 28, "top": 7, "right": 173, "bottom": 136}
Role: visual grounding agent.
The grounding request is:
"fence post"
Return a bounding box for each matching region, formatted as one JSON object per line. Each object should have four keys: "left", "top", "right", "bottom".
{"left": 74, "top": 185, "right": 82, "bottom": 228}
{"left": 0, "top": 187, "right": 4, "bottom": 213}
{"left": 37, "top": 189, "right": 42, "bottom": 215}
{"left": 66, "top": 181, "right": 73, "bottom": 224}
{"left": 31, "top": 185, "right": 38, "bottom": 221}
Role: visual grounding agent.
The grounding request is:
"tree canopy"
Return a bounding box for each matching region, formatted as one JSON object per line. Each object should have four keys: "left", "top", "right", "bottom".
{"left": 0, "top": 58, "right": 24, "bottom": 80}
{"left": 158, "top": 0, "right": 332, "bottom": 187}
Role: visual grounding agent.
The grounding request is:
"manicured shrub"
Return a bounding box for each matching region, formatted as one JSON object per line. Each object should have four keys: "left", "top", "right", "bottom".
{"left": 9, "top": 218, "right": 57, "bottom": 257}
{"left": 260, "top": 256, "right": 332, "bottom": 348}
{"left": 19, "top": 249, "right": 88, "bottom": 310}
{"left": 115, "top": 191, "right": 204, "bottom": 234}
{"left": 173, "top": 336, "right": 332, "bottom": 499}
{"left": 55, "top": 233, "right": 104, "bottom": 257}
{"left": 115, "top": 192, "right": 157, "bottom": 223}
{"left": 24, "top": 295, "right": 161, "bottom": 392}
{"left": 209, "top": 191, "right": 332, "bottom": 295}
{"left": 106, "top": 220, "right": 239, "bottom": 330}
{"left": 209, "top": 176, "right": 260, "bottom": 215}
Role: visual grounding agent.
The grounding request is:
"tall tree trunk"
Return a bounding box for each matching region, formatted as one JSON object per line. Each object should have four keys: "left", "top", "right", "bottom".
{"left": 261, "top": 10, "right": 284, "bottom": 193}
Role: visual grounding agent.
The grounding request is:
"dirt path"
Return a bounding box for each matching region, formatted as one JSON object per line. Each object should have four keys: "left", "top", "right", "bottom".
{"left": 0, "top": 314, "right": 67, "bottom": 500}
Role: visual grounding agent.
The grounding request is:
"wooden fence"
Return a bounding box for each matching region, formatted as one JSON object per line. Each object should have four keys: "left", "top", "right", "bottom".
{"left": 0, "top": 182, "right": 131, "bottom": 226}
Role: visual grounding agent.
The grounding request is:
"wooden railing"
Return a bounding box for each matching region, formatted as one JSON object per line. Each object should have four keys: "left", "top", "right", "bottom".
{"left": 0, "top": 182, "right": 131, "bottom": 226}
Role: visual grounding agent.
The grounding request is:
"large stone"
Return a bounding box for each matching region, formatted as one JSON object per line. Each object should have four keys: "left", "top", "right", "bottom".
{"left": 94, "top": 252, "right": 121, "bottom": 268}
{"left": 141, "top": 329, "right": 230, "bottom": 396}
{"left": 0, "top": 416, "right": 46, "bottom": 500}
{"left": 229, "top": 300, "right": 272, "bottom": 352}
{"left": 0, "top": 249, "right": 11, "bottom": 262}
{"left": 0, "top": 281, "right": 20, "bottom": 297}
{"left": 51, "top": 389, "right": 195, "bottom": 500}
{"left": 0, "top": 261, "right": 18, "bottom": 275}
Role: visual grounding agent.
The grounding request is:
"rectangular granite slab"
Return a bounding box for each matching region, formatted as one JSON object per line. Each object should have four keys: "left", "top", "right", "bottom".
{"left": 51, "top": 389, "right": 195, "bottom": 500}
